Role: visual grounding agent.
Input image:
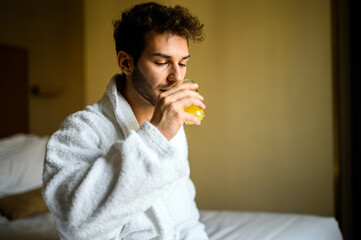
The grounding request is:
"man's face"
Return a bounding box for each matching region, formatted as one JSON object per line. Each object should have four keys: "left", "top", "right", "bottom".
{"left": 130, "top": 31, "right": 190, "bottom": 106}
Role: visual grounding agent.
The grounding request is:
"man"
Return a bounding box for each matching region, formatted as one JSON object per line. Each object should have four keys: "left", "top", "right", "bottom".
{"left": 42, "top": 2, "right": 208, "bottom": 240}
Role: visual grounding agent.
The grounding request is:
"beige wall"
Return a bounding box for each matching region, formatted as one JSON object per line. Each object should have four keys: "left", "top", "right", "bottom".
{"left": 1, "top": 0, "right": 334, "bottom": 216}
{"left": 0, "top": 0, "right": 84, "bottom": 136}
{"left": 85, "top": 0, "right": 334, "bottom": 216}
{"left": 186, "top": 0, "right": 334, "bottom": 216}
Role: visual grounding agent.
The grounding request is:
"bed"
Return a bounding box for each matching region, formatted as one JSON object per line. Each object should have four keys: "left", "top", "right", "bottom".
{"left": 0, "top": 45, "right": 343, "bottom": 239}
{"left": 0, "top": 135, "right": 343, "bottom": 240}
{"left": 0, "top": 209, "right": 343, "bottom": 240}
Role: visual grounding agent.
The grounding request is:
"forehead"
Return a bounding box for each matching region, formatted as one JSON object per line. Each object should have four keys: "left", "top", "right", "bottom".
{"left": 143, "top": 31, "right": 189, "bottom": 57}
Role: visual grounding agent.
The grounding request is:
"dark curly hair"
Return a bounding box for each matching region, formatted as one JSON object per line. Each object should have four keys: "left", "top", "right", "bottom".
{"left": 113, "top": 2, "right": 204, "bottom": 64}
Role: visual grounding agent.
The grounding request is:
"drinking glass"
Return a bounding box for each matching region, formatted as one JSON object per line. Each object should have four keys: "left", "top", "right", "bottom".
{"left": 183, "top": 79, "right": 205, "bottom": 125}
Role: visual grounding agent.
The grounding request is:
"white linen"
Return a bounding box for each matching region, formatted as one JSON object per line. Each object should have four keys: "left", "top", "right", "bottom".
{"left": 0, "top": 210, "right": 343, "bottom": 240}
{"left": 0, "top": 134, "right": 48, "bottom": 198}
{"left": 42, "top": 74, "right": 208, "bottom": 240}
{"left": 200, "top": 210, "right": 343, "bottom": 240}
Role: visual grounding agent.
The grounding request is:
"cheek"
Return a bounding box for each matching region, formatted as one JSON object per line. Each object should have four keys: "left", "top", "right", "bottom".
{"left": 137, "top": 65, "right": 163, "bottom": 89}
{"left": 138, "top": 62, "right": 160, "bottom": 77}
{"left": 141, "top": 65, "right": 169, "bottom": 85}
{"left": 182, "top": 67, "right": 187, "bottom": 76}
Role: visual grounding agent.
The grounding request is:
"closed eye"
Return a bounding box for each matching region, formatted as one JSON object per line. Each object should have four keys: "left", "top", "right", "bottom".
{"left": 155, "top": 62, "right": 168, "bottom": 66}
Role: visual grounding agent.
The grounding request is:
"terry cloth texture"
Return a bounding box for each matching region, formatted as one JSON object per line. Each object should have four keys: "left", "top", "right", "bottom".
{"left": 42, "top": 74, "right": 208, "bottom": 240}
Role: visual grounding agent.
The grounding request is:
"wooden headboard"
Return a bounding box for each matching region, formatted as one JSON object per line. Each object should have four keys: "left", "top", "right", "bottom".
{"left": 0, "top": 45, "right": 29, "bottom": 138}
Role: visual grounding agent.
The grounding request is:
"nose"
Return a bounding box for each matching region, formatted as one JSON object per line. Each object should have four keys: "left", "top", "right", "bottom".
{"left": 167, "top": 64, "right": 183, "bottom": 84}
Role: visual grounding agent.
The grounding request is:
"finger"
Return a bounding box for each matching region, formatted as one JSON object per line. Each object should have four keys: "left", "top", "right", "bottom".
{"left": 174, "top": 95, "right": 206, "bottom": 111}
{"left": 176, "top": 82, "right": 199, "bottom": 91}
{"left": 185, "top": 98, "right": 206, "bottom": 110}
{"left": 176, "top": 90, "right": 204, "bottom": 104}
{"left": 161, "top": 89, "right": 204, "bottom": 107}
{"left": 161, "top": 82, "right": 198, "bottom": 97}
{"left": 183, "top": 112, "right": 202, "bottom": 125}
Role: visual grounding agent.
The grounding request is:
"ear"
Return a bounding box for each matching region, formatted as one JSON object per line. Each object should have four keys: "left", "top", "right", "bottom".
{"left": 117, "top": 51, "right": 134, "bottom": 75}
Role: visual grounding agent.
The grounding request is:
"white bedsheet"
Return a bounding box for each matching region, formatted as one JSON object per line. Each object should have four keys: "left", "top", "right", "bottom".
{"left": 0, "top": 210, "right": 342, "bottom": 240}
{"left": 200, "top": 210, "right": 343, "bottom": 240}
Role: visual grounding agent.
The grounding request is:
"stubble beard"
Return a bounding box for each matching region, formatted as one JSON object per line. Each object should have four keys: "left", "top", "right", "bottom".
{"left": 131, "top": 66, "right": 157, "bottom": 106}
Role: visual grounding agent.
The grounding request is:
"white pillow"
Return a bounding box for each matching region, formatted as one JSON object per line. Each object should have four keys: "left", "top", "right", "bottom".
{"left": 0, "top": 134, "right": 48, "bottom": 198}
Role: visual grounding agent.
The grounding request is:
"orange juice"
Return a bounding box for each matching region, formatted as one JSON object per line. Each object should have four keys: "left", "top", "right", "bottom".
{"left": 183, "top": 79, "right": 205, "bottom": 125}
{"left": 184, "top": 105, "right": 205, "bottom": 125}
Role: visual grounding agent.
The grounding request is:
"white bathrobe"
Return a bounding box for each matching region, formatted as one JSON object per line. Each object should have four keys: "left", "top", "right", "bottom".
{"left": 42, "top": 74, "right": 209, "bottom": 240}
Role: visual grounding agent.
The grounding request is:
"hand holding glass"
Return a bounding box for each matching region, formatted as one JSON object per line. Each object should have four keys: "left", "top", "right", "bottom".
{"left": 183, "top": 79, "right": 205, "bottom": 125}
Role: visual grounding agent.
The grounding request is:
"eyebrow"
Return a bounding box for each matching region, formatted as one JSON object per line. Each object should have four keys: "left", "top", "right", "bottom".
{"left": 152, "top": 53, "right": 190, "bottom": 60}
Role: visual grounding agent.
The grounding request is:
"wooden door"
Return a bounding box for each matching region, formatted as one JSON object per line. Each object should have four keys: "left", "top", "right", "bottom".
{"left": 0, "top": 45, "right": 28, "bottom": 138}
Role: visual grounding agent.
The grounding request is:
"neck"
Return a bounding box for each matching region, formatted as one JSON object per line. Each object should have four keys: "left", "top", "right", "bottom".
{"left": 121, "top": 76, "right": 154, "bottom": 125}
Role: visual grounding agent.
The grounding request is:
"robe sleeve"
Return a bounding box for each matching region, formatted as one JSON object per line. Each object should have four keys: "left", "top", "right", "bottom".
{"left": 42, "top": 110, "right": 189, "bottom": 240}
{"left": 179, "top": 179, "right": 209, "bottom": 240}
